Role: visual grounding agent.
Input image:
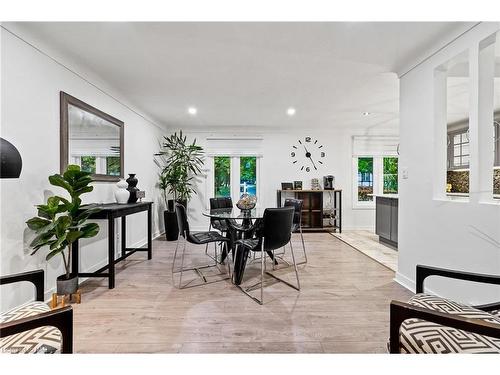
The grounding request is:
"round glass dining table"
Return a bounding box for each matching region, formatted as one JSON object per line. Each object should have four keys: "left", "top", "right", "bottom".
{"left": 202, "top": 208, "right": 267, "bottom": 285}
{"left": 202, "top": 207, "right": 266, "bottom": 221}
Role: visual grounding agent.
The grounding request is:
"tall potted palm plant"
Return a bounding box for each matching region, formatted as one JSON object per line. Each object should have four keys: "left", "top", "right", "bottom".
{"left": 26, "top": 165, "right": 100, "bottom": 294}
{"left": 155, "top": 131, "right": 204, "bottom": 240}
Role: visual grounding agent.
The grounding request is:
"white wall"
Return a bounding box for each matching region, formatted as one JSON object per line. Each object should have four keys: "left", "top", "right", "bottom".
{"left": 397, "top": 22, "right": 500, "bottom": 304}
{"left": 0, "top": 27, "right": 166, "bottom": 311}
{"left": 179, "top": 128, "right": 397, "bottom": 232}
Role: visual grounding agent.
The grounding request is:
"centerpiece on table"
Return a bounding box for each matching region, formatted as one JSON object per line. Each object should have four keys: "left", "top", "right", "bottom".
{"left": 236, "top": 193, "right": 257, "bottom": 214}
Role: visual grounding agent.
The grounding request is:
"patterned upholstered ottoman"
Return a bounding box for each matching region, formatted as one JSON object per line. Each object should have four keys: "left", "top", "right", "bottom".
{"left": 397, "top": 294, "right": 500, "bottom": 354}
{"left": 0, "top": 301, "right": 62, "bottom": 354}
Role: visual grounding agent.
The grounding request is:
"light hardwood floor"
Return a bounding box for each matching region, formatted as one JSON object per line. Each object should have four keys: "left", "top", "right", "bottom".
{"left": 73, "top": 233, "right": 411, "bottom": 353}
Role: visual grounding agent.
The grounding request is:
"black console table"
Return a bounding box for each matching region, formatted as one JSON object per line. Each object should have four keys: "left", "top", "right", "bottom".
{"left": 71, "top": 202, "right": 153, "bottom": 289}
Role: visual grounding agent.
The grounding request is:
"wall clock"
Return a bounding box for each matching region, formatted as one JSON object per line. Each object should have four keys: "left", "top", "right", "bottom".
{"left": 290, "top": 136, "right": 326, "bottom": 172}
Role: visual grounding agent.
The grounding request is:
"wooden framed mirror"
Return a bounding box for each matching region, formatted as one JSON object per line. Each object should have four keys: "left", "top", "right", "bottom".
{"left": 60, "top": 92, "right": 124, "bottom": 182}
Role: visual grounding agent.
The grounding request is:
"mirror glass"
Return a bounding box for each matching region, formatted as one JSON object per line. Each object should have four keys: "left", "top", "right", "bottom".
{"left": 61, "top": 92, "right": 123, "bottom": 181}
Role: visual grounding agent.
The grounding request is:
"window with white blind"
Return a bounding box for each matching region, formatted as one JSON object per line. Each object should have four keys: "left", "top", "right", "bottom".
{"left": 352, "top": 136, "right": 399, "bottom": 208}
{"left": 206, "top": 137, "right": 262, "bottom": 206}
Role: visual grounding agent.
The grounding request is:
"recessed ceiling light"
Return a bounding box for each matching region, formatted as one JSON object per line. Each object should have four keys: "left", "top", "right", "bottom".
{"left": 287, "top": 107, "right": 296, "bottom": 116}
{"left": 362, "top": 112, "right": 371, "bottom": 116}
{"left": 188, "top": 107, "right": 197, "bottom": 116}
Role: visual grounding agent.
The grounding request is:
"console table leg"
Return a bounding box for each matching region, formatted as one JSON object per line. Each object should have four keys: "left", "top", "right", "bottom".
{"left": 108, "top": 218, "right": 115, "bottom": 289}
{"left": 121, "top": 216, "right": 126, "bottom": 258}
{"left": 147, "top": 207, "right": 152, "bottom": 260}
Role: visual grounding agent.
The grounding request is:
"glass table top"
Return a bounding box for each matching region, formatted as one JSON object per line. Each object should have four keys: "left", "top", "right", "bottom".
{"left": 202, "top": 207, "right": 267, "bottom": 219}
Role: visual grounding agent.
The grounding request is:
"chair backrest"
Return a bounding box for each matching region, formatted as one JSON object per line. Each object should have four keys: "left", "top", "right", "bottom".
{"left": 284, "top": 198, "right": 303, "bottom": 225}
{"left": 261, "top": 207, "right": 295, "bottom": 251}
{"left": 175, "top": 203, "right": 190, "bottom": 238}
{"left": 209, "top": 197, "right": 233, "bottom": 209}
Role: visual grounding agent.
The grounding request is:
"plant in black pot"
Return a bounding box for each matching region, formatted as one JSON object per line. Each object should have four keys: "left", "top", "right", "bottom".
{"left": 155, "top": 131, "right": 204, "bottom": 241}
{"left": 26, "top": 165, "right": 100, "bottom": 295}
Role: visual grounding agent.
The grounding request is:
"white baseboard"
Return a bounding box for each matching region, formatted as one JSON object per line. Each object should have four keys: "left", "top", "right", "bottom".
{"left": 394, "top": 271, "right": 415, "bottom": 293}
{"left": 43, "top": 230, "right": 164, "bottom": 303}
{"left": 394, "top": 270, "right": 441, "bottom": 297}
{"left": 341, "top": 226, "right": 375, "bottom": 231}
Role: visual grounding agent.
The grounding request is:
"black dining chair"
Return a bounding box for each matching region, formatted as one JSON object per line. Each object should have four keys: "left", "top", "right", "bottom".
{"left": 233, "top": 206, "right": 300, "bottom": 305}
{"left": 284, "top": 198, "right": 307, "bottom": 264}
{"left": 205, "top": 197, "right": 236, "bottom": 262}
{"left": 172, "top": 203, "right": 230, "bottom": 289}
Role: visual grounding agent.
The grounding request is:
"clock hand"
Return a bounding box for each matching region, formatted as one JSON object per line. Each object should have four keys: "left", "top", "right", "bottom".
{"left": 308, "top": 156, "right": 318, "bottom": 170}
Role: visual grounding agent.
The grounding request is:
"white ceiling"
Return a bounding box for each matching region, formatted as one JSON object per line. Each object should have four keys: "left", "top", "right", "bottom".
{"left": 7, "top": 22, "right": 476, "bottom": 131}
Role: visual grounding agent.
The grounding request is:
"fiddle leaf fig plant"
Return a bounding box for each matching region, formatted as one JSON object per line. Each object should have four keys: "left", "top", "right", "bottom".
{"left": 26, "top": 164, "right": 100, "bottom": 279}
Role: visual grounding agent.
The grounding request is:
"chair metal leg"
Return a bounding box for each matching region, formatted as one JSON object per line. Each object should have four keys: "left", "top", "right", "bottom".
{"left": 204, "top": 222, "right": 211, "bottom": 255}
{"left": 297, "top": 227, "right": 307, "bottom": 265}
{"left": 225, "top": 242, "right": 231, "bottom": 278}
{"left": 178, "top": 239, "right": 187, "bottom": 288}
{"left": 173, "top": 237, "right": 230, "bottom": 289}
{"left": 289, "top": 240, "right": 301, "bottom": 290}
{"left": 261, "top": 243, "right": 265, "bottom": 304}
{"left": 172, "top": 236, "right": 180, "bottom": 274}
{"left": 236, "top": 238, "right": 300, "bottom": 305}
{"left": 214, "top": 242, "right": 218, "bottom": 266}
{"left": 265, "top": 240, "right": 300, "bottom": 291}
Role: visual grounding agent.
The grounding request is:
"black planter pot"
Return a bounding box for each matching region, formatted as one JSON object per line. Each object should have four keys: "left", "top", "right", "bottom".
{"left": 164, "top": 199, "right": 187, "bottom": 241}
{"left": 164, "top": 210, "right": 179, "bottom": 241}
{"left": 56, "top": 273, "right": 78, "bottom": 295}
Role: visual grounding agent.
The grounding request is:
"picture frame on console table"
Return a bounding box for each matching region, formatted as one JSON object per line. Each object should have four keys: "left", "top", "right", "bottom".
{"left": 293, "top": 181, "right": 302, "bottom": 190}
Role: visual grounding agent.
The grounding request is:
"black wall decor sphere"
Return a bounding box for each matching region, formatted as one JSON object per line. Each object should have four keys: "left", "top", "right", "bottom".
{"left": 290, "top": 136, "right": 326, "bottom": 172}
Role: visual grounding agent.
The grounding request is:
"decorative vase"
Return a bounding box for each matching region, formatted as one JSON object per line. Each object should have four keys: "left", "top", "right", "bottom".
{"left": 126, "top": 173, "right": 139, "bottom": 203}
{"left": 114, "top": 178, "right": 129, "bottom": 204}
{"left": 56, "top": 274, "right": 78, "bottom": 295}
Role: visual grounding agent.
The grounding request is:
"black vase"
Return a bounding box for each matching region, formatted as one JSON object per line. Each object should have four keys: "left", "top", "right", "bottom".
{"left": 126, "top": 173, "right": 139, "bottom": 203}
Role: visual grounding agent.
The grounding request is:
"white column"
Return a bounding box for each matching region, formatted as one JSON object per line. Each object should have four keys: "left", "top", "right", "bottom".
{"left": 477, "top": 34, "right": 496, "bottom": 202}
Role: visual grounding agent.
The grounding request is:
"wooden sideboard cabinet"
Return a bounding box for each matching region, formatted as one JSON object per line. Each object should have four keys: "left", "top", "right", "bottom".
{"left": 276, "top": 189, "right": 342, "bottom": 233}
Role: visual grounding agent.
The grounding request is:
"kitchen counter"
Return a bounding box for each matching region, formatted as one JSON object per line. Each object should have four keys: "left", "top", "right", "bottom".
{"left": 375, "top": 195, "right": 398, "bottom": 249}
{"left": 371, "top": 194, "right": 399, "bottom": 199}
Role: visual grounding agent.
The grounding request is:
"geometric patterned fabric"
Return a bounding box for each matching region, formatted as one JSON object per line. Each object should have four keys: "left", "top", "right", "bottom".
{"left": 0, "top": 301, "right": 61, "bottom": 354}
{"left": 399, "top": 294, "right": 500, "bottom": 354}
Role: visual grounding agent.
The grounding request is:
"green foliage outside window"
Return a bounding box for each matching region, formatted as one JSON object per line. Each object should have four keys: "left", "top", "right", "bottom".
{"left": 240, "top": 157, "right": 256, "bottom": 183}
{"left": 383, "top": 157, "right": 398, "bottom": 194}
{"left": 358, "top": 157, "right": 373, "bottom": 201}
{"left": 240, "top": 157, "right": 257, "bottom": 196}
{"left": 358, "top": 157, "right": 373, "bottom": 174}
{"left": 106, "top": 156, "right": 120, "bottom": 176}
{"left": 214, "top": 156, "right": 231, "bottom": 197}
{"left": 80, "top": 156, "right": 96, "bottom": 173}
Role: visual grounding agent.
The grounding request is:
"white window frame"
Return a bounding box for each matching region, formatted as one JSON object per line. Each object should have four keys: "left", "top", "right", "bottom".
{"left": 352, "top": 156, "right": 398, "bottom": 209}
{"left": 208, "top": 153, "right": 262, "bottom": 209}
